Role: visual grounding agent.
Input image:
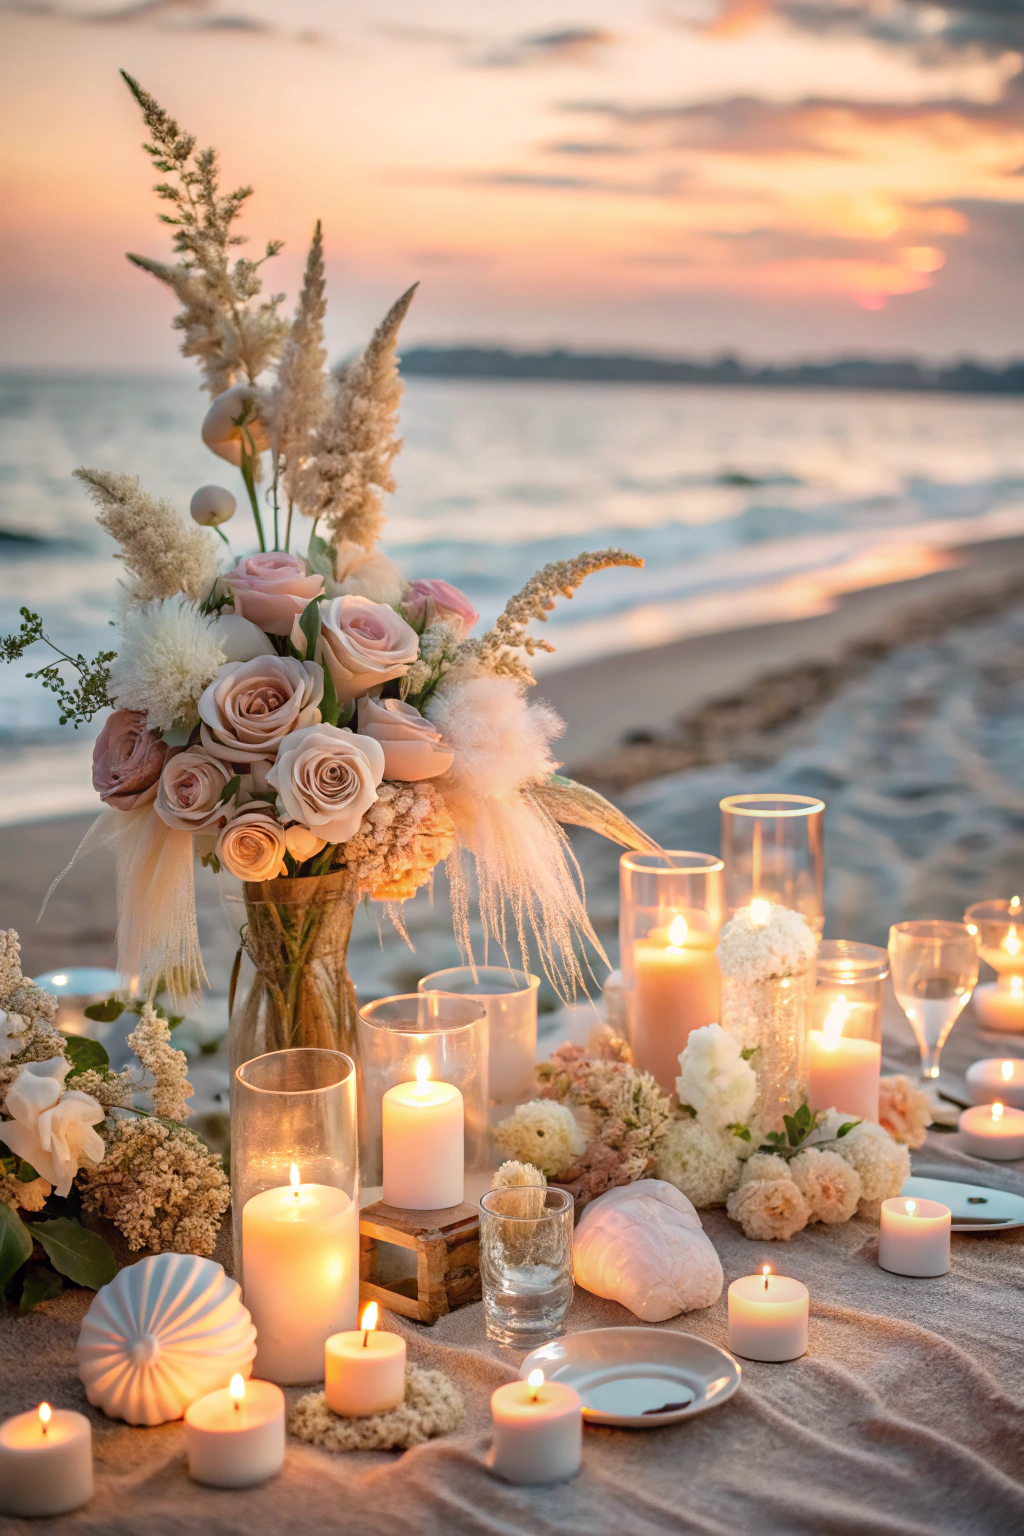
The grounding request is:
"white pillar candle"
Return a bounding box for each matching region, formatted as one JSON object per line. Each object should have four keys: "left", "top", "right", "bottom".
{"left": 808, "top": 995, "right": 881, "bottom": 1123}
{"left": 185, "top": 1375, "right": 285, "bottom": 1489}
{"left": 242, "top": 1166, "right": 359, "bottom": 1385}
{"left": 0, "top": 1404, "right": 93, "bottom": 1517}
{"left": 973, "top": 976, "right": 1024, "bottom": 1032}
{"left": 490, "top": 1371, "right": 582, "bottom": 1485}
{"left": 878, "top": 1196, "right": 951, "bottom": 1276}
{"left": 727, "top": 1268, "right": 809, "bottom": 1362}
{"left": 382, "top": 1057, "right": 464, "bottom": 1210}
{"left": 958, "top": 1101, "right": 1024, "bottom": 1160}
{"left": 632, "top": 916, "right": 720, "bottom": 1092}
{"left": 966, "top": 1058, "right": 1024, "bottom": 1110}
{"left": 325, "top": 1303, "right": 407, "bottom": 1417}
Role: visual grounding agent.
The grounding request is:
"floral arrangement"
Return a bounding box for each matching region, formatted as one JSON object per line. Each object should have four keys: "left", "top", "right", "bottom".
{"left": 0, "top": 929, "right": 228, "bottom": 1311}
{"left": 2, "top": 74, "right": 655, "bottom": 1015}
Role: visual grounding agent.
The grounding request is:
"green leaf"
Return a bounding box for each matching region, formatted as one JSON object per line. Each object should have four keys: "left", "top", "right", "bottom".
{"left": 307, "top": 531, "right": 336, "bottom": 581}
{"left": 783, "top": 1113, "right": 801, "bottom": 1147}
{"left": 299, "top": 596, "right": 321, "bottom": 662}
{"left": 319, "top": 656, "right": 340, "bottom": 727}
{"left": 16, "top": 1160, "right": 39, "bottom": 1183}
{"left": 727, "top": 1122, "right": 752, "bottom": 1142}
{"left": 0, "top": 1203, "right": 33, "bottom": 1291}
{"left": 19, "top": 1263, "right": 63, "bottom": 1313}
{"left": 740, "top": 1046, "right": 758, "bottom": 1061}
{"left": 62, "top": 1035, "right": 109, "bottom": 1077}
{"left": 677, "top": 1102, "right": 697, "bottom": 1119}
{"left": 836, "top": 1119, "right": 861, "bottom": 1139}
{"left": 217, "top": 774, "right": 242, "bottom": 806}
{"left": 33, "top": 1219, "right": 117, "bottom": 1290}
{"left": 84, "top": 997, "right": 125, "bottom": 1023}
{"left": 336, "top": 699, "right": 354, "bottom": 728}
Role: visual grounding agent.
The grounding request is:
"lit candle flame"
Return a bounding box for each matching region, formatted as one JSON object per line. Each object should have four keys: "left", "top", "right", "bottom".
{"left": 762, "top": 1264, "right": 771, "bottom": 1290}
{"left": 1006, "top": 931, "right": 1020, "bottom": 957}
{"left": 415, "top": 1056, "right": 430, "bottom": 1094}
{"left": 993, "top": 1102, "right": 1004, "bottom": 1122}
{"left": 905, "top": 1200, "right": 916, "bottom": 1216}
{"left": 38, "top": 1403, "right": 51, "bottom": 1436}
{"left": 1013, "top": 977, "right": 1023, "bottom": 995}
{"left": 1002, "top": 1061, "right": 1014, "bottom": 1081}
{"left": 361, "top": 1301, "right": 378, "bottom": 1347}
{"left": 668, "top": 915, "right": 688, "bottom": 948}
{"left": 229, "top": 1375, "right": 245, "bottom": 1410}
{"left": 749, "top": 899, "right": 771, "bottom": 928}
{"left": 966, "top": 924, "right": 978, "bottom": 936}
{"left": 290, "top": 1163, "right": 301, "bottom": 1198}
{"left": 1011, "top": 895, "right": 1021, "bottom": 912}
{"left": 822, "top": 995, "right": 849, "bottom": 1049}
{"left": 527, "top": 1369, "right": 544, "bottom": 1401}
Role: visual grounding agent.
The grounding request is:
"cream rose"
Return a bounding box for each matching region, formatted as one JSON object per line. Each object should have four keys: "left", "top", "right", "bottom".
{"left": 267, "top": 724, "right": 385, "bottom": 844}
{"left": 316, "top": 595, "right": 419, "bottom": 703}
{"left": 356, "top": 696, "right": 454, "bottom": 781}
{"left": 155, "top": 747, "right": 234, "bottom": 832}
{"left": 198, "top": 656, "right": 323, "bottom": 763}
{"left": 2, "top": 1059, "right": 105, "bottom": 1198}
{"left": 216, "top": 810, "right": 289, "bottom": 882}
{"left": 222, "top": 551, "right": 324, "bottom": 635}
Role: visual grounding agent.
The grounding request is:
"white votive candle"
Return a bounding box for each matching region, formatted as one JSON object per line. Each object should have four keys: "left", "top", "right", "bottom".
{"left": 242, "top": 1165, "right": 359, "bottom": 1385}
{"left": 973, "top": 977, "right": 1024, "bottom": 1033}
{"left": 727, "top": 1268, "right": 809, "bottom": 1362}
{"left": 0, "top": 1403, "right": 93, "bottom": 1517}
{"left": 958, "top": 1101, "right": 1024, "bottom": 1160}
{"left": 491, "top": 1371, "right": 582, "bottom": 1485}
{"left": 878, "top": 1197, "right": 951, "bottom": 1276}
{"left": 185, "top": 1375, "right": 285, "bottom": 1489}
{"left": 382, "top": 1057, "right": 464, "bottom": 1210}
{"left": 808, "top": 995, "right": 881, "bottom": 1123}
{"left": 325, "top": 1302, "right": 407, "bottom": 1417}
{"left": 966, "top": 1058, "right": 1024, "bottom": 1110}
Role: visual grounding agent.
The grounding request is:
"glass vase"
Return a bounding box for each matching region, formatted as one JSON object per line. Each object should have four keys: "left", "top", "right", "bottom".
{"left": 720, "top": 793, "right": 825, "bottom": 935}
{"left": 221, "top": 870, "right": 359, "bottom": 1076}
{"left": 813, "top": 940, "right": 888, "bottom": 1044}
{"left": 418, "top": 966, "right": 540, "bottom": 1113}
{"left": 965, "top": 898, "right": 1024, "bottom": 1033}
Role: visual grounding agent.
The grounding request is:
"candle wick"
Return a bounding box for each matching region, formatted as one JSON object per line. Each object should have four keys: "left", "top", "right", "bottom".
{"left": 234, "top": 1399, "right": 240, "bottom": 1413}
{"left": 363, "top": 1330, "right": 369, "bottom": 1348}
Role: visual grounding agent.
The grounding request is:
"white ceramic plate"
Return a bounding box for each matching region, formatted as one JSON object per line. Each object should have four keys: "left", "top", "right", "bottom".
{"left": 901, "top": 1175, "right": 1024, "bottom": 1231}
{"left": 519, "top": 1327, "right": 741, "bottom": 1428}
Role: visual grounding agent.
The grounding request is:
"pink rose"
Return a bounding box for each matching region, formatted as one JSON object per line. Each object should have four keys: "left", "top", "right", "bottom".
{"left": 267, "top": 724, "right": 385, "bottom": 844}
{"left": 401, "top": 579, "right": 478, "bottom": 636}
{"left": 155, "top": 748, "right": 234, "bottom": 832}
{"left": 198, "top": 656, "right": 323, "bottom": 764}
{"left": 216, "top": 810, "right": 288, "bottom": 882}
{"left": 317, "top": 596, "right": 419, "bottom": 703}
{"left": 223, "top": 552, "right": 324, "bottom": 636}
{"left": 878, "top": 1074, "right": 933, "bottom": 1149}
{"left": 356, "top": 696, "right": 454, "bottom": 781}
{"left": 92, "top": 710, "right": 168, "bottom": 811}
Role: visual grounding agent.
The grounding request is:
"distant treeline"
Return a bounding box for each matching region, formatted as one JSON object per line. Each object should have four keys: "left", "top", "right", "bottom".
{"left": 401, "top": 346, "right": 1024, "bottom": 395}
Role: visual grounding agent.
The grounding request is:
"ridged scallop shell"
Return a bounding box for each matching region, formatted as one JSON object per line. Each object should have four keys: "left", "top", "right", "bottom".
{"left": 77, "top": 1254, "right": 257, "bottom": 1426}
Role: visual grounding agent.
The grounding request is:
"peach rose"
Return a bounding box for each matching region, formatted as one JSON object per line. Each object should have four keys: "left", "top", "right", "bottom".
{"left": 92, "top": 710, "right": 168, "bottom": 811}
{"left": 267, "top": 724, "right": 385, "bottom": 844}
{"left": 223, "top": 552, "right": 324, "bottom": 636}
{"left": 216, "top": 810, "right": 288, "bottom": 882}
{"left": 356, "top": 696, "right": 454, "bottom": 781}
{"left": 155, "top": 747, "right": 234, "bottom": 832}
{"left": 198, "top": 656, "right": 323, "bottom": 764}
{"left": 401, "top": 579, "right": 479, "bottom": 637}
{"left": 316, "top": 595, "right": 419, "bottom": 703}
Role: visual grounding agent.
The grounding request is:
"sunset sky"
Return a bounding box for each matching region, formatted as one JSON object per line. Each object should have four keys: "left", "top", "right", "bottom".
{"left": 2, "top": 0, "right": 1023, "bottom": 368}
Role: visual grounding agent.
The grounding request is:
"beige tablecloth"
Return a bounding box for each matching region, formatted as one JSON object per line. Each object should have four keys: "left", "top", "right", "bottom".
{"left": 3, "top": 1006, "right": 1024, "bottom": 1536}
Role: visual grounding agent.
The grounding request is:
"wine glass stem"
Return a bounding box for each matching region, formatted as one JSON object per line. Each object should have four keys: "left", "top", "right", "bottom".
{"left": 919, "top": 1043, "right": 942, "bottom": 1080}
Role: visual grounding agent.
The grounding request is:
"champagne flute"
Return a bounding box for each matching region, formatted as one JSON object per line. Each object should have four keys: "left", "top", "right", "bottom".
{"left": 888, "top": 921, "right": 979, "bottom": 1083}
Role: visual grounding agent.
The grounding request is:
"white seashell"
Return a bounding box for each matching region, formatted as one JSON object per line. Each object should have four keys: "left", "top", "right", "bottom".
{"left": 77, "top": 1254, "right": 257, "bottom": 1425}
{"left": 191, "top": 484, "right": 236, "bottom": 526}
{"left": 201, "top": 384, "right": 269, "bottom": 466}
{"left": 573, "top": 1179, "right": 723, "bottom": 1322}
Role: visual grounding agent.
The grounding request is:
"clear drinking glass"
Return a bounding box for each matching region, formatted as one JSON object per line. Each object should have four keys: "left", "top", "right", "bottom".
{"left": 479, "top": 1186, "right": 574, "bottom": 1348}
{"left": 418, "top": 967, "right": 540, "bottom": 1112}
{"left": 888, "top": 921, "right": 979, "bottom": 1081}
{"left": 720, "top": 793, "right": 825, "bottom": 935}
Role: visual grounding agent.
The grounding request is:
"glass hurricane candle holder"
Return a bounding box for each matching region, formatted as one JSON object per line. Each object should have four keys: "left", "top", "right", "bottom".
{"left": 809, "top": 941, "right": 887, "bottom": 1122}
{"left": 964, "top": 898, "right": 1024, "bottom": 1033}
{"left": 479, "top": 1186, "right": 574, "bottom": 1348}
{"left": 720, "top": 794, "right": 825, "bottom": 935}
{"left": 357, "top": 994, "right": 489, "bottom": 1206}
{"left": 419, "top": 967, "right": 540, "bottom": 1112}
{"left": 888, "top": 921, "right": 978, "bottom": 1083}
{"left": 619, "top": 851, "right": 724, "bottom": 1093}
{"left": 232, "top": 1048, "right": 359, "bottom": 1386}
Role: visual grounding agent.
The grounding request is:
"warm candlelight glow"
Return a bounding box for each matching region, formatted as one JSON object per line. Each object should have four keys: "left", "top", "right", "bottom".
{"left": 821, "top": 994, "right": 849, "bottom": 1049}
{"left": 1002, "top": 1060, "right": 1014, "bottom": 1081}
{"left": 1013, "top": 977, "right": 1023, "bottom": 995}
{"left": 667, "top": 914, "right": 688, "bottom": 948}
{"left": 229, "top": 1374, "right": 245, "bottom": 1410}
{"left": 749, "top": 899, "right": 771, "bottom": 927}
{"left": 414, "top": 1056, "right": 430, "bottom": 1094}
{"left": 1006, "top": 931, "right": 1020, "bottom": 957}
{"left": 289, "top": 1163, "right": 300, "bottom": 1197}
{"left": 38, "top": 1403, "right": 51, "bottom": 1436}
{"left": 992, "top": 1101, "right": 1004, "bottom": 1121}
{"left": 905, "top": 1200, "right": 916, "bottom": 1216}
{"left": 361, "top": 1301, "right": 378, "bottom": 1347}
{"left": 527, "top": 1369, "right": 544, "bottom": 1401}
{"left": 1011, "top": 896, "right": 1021, "bottom": 912}
{"left": 762, "top": 1264, "right": 771, "bottom": 1290}
{"left": 51, "top": 975, "right": 67, "bottom": 987}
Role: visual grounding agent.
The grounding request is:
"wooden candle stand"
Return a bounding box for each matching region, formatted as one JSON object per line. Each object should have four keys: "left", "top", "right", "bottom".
{"left": 358, "top": 1200, "right": 481, "bottom": 1326}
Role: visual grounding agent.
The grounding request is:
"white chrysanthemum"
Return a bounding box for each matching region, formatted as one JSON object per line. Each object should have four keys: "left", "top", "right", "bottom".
{"left": 653, "top": 1117, "right": 744, "bottom": 1209}
{"left": 738, "top": 1151, "right": 791, "bottom": 1183}
{"left": 833, "top": 1121, "right": 910, "bottom": 1209}
{"left": 111, "top": 596, "right": 227, "bottom": 732}
{"left": 789, "top": 1147, "right": 861, "bottom": 1224}
{"left": 675, "top": 1023, "right": 756, "bottom": 1132}
{"left": 493, "top": 1099, "right": 585, "bottom": 1178}
{"left": 726, "top": 1176, "right": 809, "bottom": 1241}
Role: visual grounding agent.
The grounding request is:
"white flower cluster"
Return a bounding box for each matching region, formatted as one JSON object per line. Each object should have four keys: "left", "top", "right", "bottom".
{"left": 652, "top": 1025, "right": 754, "bottom": 1209}
{"left": 493, "top": 1100, "right": 585, "bottom": 1178}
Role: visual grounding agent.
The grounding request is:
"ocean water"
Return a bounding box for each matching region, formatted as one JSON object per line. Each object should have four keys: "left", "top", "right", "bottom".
{"left": 3, "top": 370, "right": 1024, "bottom": 823}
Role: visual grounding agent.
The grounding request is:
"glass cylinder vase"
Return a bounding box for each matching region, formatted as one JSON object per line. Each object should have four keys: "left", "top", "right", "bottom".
{"left": 419, "top": 967, "right": 540, "bottom": 1113}
{"left": 357, "top": 994, "right": 489, "bottom": 1206}
{"left": 813, "top": 940, "right": 888, "bottom": 1043}
{"left": 720, "top": 794, "right": 825, "bottom": 935}
{"left": 221, "top": 869, "right": 359, "bottom": 1077}
{"left": 618, "top": 851, "right": 724, "bottom": 1093}
{"left": 965, "top": 898, "right": 1024, "bottom": 1033}
{"left": 232, "top": 1048, "right": 359, "bottom": 1386}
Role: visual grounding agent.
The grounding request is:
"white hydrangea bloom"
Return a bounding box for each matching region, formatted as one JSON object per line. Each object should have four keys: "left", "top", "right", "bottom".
{"left": 653, "top": 1117, "right": 744, "bottom": 1209}
{"left": 675, "top": 1023, "right": 757, "bottom": 1133}
{"left": 493, "top": 1099, "right": 585, "bottom": 1177}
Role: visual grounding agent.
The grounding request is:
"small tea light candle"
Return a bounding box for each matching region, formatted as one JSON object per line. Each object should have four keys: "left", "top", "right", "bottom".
{"left": 325, "top": 1302, "right": 407, "bottom": 1417}
{"left": 808, "top": 994, "right": 882, "bottom": 1123}
{"left": 727, "top": 1267, "right": 809, "bottom": 1363}
{"left": 974, "top": 976, "right": 1024, "bottom": 1032}
{"left": 490, "top": 1370, "right": 582, "bottom": 1485}
{"left": 0, "top": 1403, "right": 93, "bottom": 1517}
{"left": 958, "top": 1101, "right": 1024, "bottom": 1160}
{"left": 878, "top": 1197, "right": 951, "bottom": 1277}
{"left": 966, "top": 1058, "right": 1024, "bottom": 1110}
{"left": 382, "top": 1057, "right": 464, "bottom": 1210}
{"left": 185, "top": 1374, "right": 285, "bottom": 1489}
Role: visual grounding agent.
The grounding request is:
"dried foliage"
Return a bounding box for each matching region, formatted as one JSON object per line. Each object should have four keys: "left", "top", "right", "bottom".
{"left": 266, "top": 221, "right": 329, "bottom": 511}
{"left": 74, "top": 468, "right": 220, "bottom": 605}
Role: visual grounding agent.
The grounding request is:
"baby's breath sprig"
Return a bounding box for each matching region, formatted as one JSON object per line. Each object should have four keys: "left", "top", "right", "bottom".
{"left": 0, "top": 608, "right": 114, "bottom": 727}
